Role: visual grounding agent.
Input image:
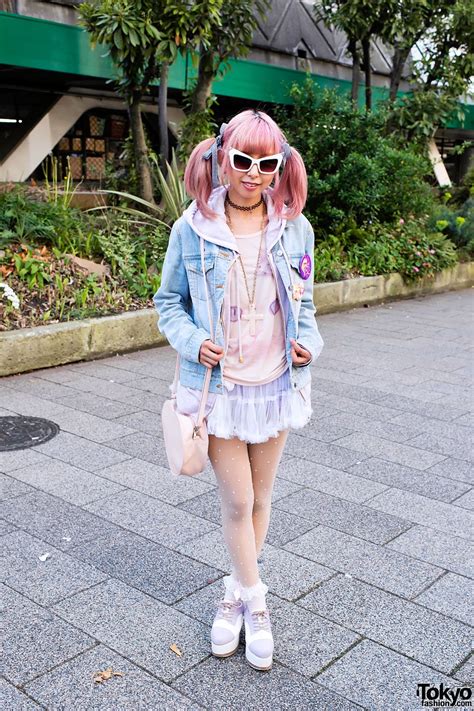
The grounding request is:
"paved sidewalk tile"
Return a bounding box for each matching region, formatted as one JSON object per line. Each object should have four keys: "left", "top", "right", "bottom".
{"left": 23, "top": 644, "right": 200, "bottom": 710}
{"left": 171, "top": 654, "right": 363, "bottom": 710}
{"left": 284, "top": 525, "right": 442, "bottom": 598}
{"left": 453, "top": 488, "right": 474, "bottom": 510}
{"left": 52, "top": 578, "right": 212, "bottom": 683}
{"left": 298, "top": 574, "right": 472, "bottom": 674}
{"left": 274, "top": 488, "right": 411, "bottom": 544}
{"left": 0, "top": 518, "right": 17, "bottom": 536}
{"left": 284, "top": 433, "right": 370, "bottom": 469}
{"left": 7, "top": 458, "right": 126, "bottom": 506}
{"left": 45, "top": 408, "right": 136, "bottom": 444}
{"left": 2, "top": 584, "right": 95, "bottom": 685}
{"left": 455, "top": 655, "right": 474, "bottom": 684}
{"left": 96, "top": 457, "right": 215, "bottom": 506}
{"left": 331, "top": 431, "right": 447, "bottom": 470}
{"left": 346, "top": 456, "right": 471, "bottom": 502}
{"left": 425, "top": 457, "right": 474, "bottom": 485}
{"left": 0, "top": 472, "right": 35, "bottom": 500}
{"left": 35, "top": 431, "right": 132, "bottom": 472}
{"left": 414, "top": 571, "right": 473, "bottom": 626}
{"left": 277, "top": 457, "right": 389, "bottom": 503}
{"left": 406, "top": 431, "right": 474, "bottom": 462}
{"left": 1, "top": 490, "right": 123, "bottom": 551}
{"left": 105, "top": 432, "right": 169, "bottom": 467}
{"left": 387, "top": 525, "right": 474, "bottom": 578}
{"left": 366, "top": 487, "right": 474, "bottom": 540}
{"left": 315, "top": 638, "right": 463, "bottom": 711}
{"left": 2, "top": 529, "right": 107, "bottom": 606}
{"left": 69, "top": 528, "right": 222, "bottom": 605}
{"left": 84, "top": 488, "right": 218, "bottom": 547}
{"left": 1, "top": 678, "right": 41, "bottom": 710}
{"left": 54, "top": 391, "right": 143, "bottom": 420}
{"left": 0, "top": 447, "right": 51, "bottom": 473}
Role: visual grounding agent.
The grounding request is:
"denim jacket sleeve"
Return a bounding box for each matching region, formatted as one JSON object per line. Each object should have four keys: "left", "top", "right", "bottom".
{"left": 152, "top": 219, "right": 211, "bottom": 363}
{"left": 293, "top": 218, "right": 324, "bottom": 367}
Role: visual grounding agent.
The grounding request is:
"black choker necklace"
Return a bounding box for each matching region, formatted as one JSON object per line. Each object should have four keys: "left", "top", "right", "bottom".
{"left": 225, "top": 193, "right": 263, "bottom": 212}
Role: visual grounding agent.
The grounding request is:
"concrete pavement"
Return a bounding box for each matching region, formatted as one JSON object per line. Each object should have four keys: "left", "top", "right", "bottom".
{"left": 1, "top": 288, "right": 473, "bottom": 710}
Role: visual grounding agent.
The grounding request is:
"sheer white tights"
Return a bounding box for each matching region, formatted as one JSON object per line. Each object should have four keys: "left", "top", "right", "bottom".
{"left": 208, "top": 429, "right": 289, "bottom": 598}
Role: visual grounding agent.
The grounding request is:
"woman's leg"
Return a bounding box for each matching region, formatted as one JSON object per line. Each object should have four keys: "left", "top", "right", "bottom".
{"left": 208, "top": 434, "right": 260, "bottom": 589}
{"left": 248, "top": 428, "right": 290, "bottom": 556}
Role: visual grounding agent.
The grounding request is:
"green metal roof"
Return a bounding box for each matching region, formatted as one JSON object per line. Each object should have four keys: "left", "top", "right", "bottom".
{"left": 0, "top": 11, "right": 472, "bottom": 129}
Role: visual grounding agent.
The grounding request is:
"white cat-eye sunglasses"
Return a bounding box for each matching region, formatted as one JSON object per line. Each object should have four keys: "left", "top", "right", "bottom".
{"left": 228, "top": 148, "right": 284, "bottom": 175}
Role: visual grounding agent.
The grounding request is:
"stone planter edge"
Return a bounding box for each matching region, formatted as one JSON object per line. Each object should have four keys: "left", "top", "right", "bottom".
{"left": 1, "top": 261, "right": 472, "bottom": 377}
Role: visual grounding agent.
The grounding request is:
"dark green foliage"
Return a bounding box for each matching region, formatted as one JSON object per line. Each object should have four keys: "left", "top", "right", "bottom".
{"left": 277, "top": 80, "right": 438, "bottom": 233}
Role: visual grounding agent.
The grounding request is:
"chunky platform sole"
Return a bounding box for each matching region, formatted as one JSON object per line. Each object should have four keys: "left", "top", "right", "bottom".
{"left": 211, "top": 637, "right": 240, "bottom": 658}
{"left": 245, "top": 647, "right": 273, "bottom": 671}
{"left": 244, "top": 619, "right": 273, "bottom": 671}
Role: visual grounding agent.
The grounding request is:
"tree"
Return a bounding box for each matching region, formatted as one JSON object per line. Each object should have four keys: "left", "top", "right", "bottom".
{"left": 79, "top": 0, "right": 224, "bottom": 199}
{"left": 315, "top": 0, "right": 397, "bottom": 110}
{"left": 178, "top": 0, "right": 270, "bottom": 159}
{"left": 382, "top": 0, "right": 474, "bottom": 143}
{"left": 315, "top": 0, "right": 473, "bottom": 140}
{"left": 80, "top": 0, "right": 160, "bottom": 202}
{"left": 150, "top": 0, "right": 224, "bottom": 173}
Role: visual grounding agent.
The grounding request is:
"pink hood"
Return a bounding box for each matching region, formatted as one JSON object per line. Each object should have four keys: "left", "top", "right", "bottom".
{"left": 182, "top": 186, "right": 290, "bottom": 363}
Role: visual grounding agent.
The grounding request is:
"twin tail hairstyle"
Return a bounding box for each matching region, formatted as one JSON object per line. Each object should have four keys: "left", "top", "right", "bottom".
{"left": 184, "top": 109, "right": 307, "bottom": 220}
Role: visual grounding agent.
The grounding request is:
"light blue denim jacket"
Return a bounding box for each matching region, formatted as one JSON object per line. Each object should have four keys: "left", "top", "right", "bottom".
{"left": 153, "top": 186, "right": 324, "bottom": 395}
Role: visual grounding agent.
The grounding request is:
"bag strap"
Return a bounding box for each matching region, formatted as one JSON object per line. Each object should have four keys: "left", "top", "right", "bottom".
{"left": 171, "top": 235, "right": 214, "bottom": 429}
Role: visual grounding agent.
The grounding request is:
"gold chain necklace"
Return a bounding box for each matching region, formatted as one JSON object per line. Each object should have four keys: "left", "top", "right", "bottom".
{"left": 224, "top": 199, "right": 268, "bottom": 362}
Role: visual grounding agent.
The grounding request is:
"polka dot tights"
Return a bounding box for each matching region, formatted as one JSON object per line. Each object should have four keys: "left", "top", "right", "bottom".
{"left": 208, "top": 429, "right": 289, "bottom": 589}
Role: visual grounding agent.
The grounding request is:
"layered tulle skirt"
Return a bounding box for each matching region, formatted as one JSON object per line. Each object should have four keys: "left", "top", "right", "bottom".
{"left": 173, "top": 367, "right": 312, "bottom": 444}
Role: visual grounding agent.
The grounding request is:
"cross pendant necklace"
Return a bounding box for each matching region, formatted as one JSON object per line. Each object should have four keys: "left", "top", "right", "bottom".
{"left": 242, "top": 304, "right": 264, "bottom": 336}
{"left": 224, "top": 194, "right": 268, "bottom": 362}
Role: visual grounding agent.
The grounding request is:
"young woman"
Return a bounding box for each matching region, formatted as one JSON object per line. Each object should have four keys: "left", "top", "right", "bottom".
{"left": 153, "top": 109, "right": 324, "bottom": 671}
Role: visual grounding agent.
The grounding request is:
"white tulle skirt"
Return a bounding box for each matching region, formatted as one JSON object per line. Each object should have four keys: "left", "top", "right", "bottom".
{"left": 173, "top": 367, "right": 312, "bottom": 444}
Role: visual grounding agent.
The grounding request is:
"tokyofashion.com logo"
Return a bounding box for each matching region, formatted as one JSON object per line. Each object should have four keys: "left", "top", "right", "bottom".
{"left": 417, "top": 683, "right": 472, "bottom": 707}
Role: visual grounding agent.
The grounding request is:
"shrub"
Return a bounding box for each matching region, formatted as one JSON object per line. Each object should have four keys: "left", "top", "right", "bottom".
{"left": 312, "top": 216, "right": 458, "bottom": 283}
{"left": 277, "top": 78, "right": 438, "bottom": 234}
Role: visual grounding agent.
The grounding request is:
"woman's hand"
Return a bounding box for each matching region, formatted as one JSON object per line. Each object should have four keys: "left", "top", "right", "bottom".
{"left": 199, "top": 339, "right": 224, "bottom": 368}
{"left": 290, "top": 339, "right": 312, "bottom": 367}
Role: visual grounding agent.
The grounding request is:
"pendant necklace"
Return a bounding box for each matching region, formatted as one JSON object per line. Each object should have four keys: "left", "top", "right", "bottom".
{"left": 224, "top": 196, "right": 267, "bottom": 363}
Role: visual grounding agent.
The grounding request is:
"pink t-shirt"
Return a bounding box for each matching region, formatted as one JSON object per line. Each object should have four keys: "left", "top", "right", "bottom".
{"left": 221, "top": 230, "right": 287, "bottom": 388}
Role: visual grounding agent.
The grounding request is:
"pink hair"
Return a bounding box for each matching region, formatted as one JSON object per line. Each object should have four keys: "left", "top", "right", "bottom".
{"left": 183, "top": 110, "right": 307, "bottom": 220}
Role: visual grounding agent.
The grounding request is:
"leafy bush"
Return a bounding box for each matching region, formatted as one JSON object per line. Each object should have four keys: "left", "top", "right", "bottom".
{"left": 0, "top": 184, "right": 172, "bottom": 330}
{"left": 277, "top": 78, "right": 438, "bottom": 233}
{"left": 313, "top": 216, "right": 458, "bottom": 283}
{"left": 0, "top": 186, "right": 100, "bottom": 257}
{"left": 427, "top": 196, "right": 474, "bottom": 256}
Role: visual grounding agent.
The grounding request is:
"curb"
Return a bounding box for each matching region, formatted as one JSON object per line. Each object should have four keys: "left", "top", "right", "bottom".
{"left": 1, "top": 262, "right": 472, "bottom": 377}
{"left": 314, "top": 261, "right": 473, "bottom": 314}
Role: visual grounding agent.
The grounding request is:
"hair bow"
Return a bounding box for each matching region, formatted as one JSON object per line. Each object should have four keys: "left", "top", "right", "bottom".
{"left": 281, "top": 141, "right": 292, "bottom": 163}
{"left": 203, "top": 122, "right": 228, "bottom": 189}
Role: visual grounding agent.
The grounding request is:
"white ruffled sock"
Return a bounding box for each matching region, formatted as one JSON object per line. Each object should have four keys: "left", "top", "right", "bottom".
{"left": 239, "top": 578, "right": 269, "bottom": 613}
{"left": 223, "top": 572, "right": 241, "bottom": 602}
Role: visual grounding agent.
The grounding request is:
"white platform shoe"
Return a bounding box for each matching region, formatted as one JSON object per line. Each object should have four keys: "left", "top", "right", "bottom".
{"left": 240, "top": 579, "right": 273, "bottom": 671}
{"left": 211, "top": 574, "right": 244, "bottom": 658}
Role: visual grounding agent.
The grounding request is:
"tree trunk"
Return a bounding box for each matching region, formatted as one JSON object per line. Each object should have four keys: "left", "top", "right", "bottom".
{"left": 362, "top": 37, "right": 372, "bottom": 111}
{"left": 129, "top": 93, "right": 154, "bottom": 203}
{"left": 348, "top": 38, "right": 360, "bottom": 106}
{"left": 158, "top": 61, "right": 169, "bottom": 175}
{"left": 190, "top": 52, "right": 215, "bottom": 114}
{"left": 390, "top": 44, "right": 408, "bottom": 103}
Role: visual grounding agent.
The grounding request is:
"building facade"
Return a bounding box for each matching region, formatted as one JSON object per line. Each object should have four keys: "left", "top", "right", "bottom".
{"left": 0, "top": 0, "right": 472, "bottom": 184}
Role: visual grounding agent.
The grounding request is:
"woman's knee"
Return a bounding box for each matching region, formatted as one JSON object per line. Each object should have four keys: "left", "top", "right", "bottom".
{"left": 221, "top": 493, "right": 254, "bottom": 522}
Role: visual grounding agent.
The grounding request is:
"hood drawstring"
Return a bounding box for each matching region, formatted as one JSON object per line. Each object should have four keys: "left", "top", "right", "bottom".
{"left": 236, "top": 260, "right": 243, "bottom": 364}
{"left": 279, "top": 237, "right": 293, "bottom": 292}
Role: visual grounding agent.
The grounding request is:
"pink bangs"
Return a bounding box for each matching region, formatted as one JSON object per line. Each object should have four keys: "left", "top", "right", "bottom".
{"left": 221, "top": 111, "right": 282, "bottom": 162}
{"left": 184, "top": 109, "right": 307, "bottom": 220}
